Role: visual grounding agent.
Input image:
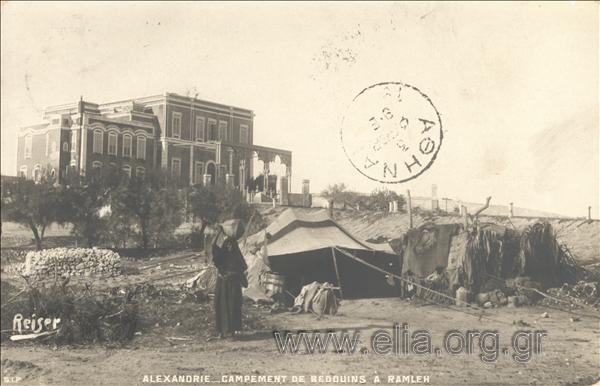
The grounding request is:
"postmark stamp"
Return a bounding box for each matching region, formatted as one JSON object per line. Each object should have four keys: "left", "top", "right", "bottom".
{"left": 341, "top": 82, "right": 443, "bottom": 184}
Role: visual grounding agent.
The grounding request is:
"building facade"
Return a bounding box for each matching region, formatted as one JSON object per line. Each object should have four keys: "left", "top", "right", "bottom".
{"left": 16, "top": 93, "right": 292, "bottom": 193}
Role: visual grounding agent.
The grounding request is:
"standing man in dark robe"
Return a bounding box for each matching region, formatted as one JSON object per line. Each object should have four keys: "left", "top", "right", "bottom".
{"left": 212, "top": 223, "right": 248, "bottom": 339}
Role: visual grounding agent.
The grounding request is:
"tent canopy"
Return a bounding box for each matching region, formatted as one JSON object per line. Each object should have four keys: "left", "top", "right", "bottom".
{"left": 265, "top": 209, "right": 376, "bottom": 257}
{"left": 262, "top": 209, "right": 401, "bottom": 299}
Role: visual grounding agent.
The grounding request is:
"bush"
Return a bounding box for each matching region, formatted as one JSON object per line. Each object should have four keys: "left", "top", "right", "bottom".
{"left": 1, "top": 280, "right": 137, "bottom": 345}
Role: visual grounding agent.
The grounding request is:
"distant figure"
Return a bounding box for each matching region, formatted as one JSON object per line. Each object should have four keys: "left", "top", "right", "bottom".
{"left": 211, "top": 221, "right": 248, "bottom": 339}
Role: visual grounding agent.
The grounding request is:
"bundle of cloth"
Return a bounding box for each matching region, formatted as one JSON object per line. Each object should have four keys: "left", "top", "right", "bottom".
{"left": 292, "top": 281, "right": 339, "bottom": 316}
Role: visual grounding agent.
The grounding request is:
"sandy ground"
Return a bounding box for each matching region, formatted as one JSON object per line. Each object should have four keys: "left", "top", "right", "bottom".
{"left": 1, "top": 216, "right": 599, "bottom": 386}
{"left": 1, "top": 297, "right": 598, "bottom": 386}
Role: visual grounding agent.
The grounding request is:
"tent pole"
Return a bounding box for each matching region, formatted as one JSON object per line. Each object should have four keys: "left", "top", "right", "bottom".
{"left": 331, "top": 248, "right": 344, "bottom": 299}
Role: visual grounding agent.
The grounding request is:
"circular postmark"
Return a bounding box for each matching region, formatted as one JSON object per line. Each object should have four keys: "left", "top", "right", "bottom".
{"left": 341, "top": 82, "right": 443, "bottom": 184}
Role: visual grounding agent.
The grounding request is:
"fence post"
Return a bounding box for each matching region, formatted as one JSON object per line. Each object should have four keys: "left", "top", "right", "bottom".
{"left": 406, "top": 189, "right": 413, "bottom": 229}
{"left": 588, "top": 206, "right": 592, "bottom": 220}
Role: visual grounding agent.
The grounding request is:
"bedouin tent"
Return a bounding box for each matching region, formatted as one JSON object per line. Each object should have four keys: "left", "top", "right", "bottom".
{"left": 260, "top": 209, "right": 401, "bottom": 299}
{"left": 391, "top": 221, "right": 575, "bottom": 302}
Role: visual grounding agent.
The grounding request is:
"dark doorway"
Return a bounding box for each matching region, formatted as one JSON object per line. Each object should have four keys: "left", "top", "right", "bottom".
{"left": 206, "top": 163, "right": 216, "bottom": 185}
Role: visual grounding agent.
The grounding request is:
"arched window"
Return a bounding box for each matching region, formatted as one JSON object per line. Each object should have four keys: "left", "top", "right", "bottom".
{"left": 136, "top": 136, "right": 146, "bottom": 160}
{"left": 63, "top": 142, "right": 69, "bottom": 152}
{"left": 122, "top": 164, "right": 131, "bottom": 178}
{"left": 108, "top": 132, "right": 118, "bottom": 155}
{"left": 19, "top": 165, "right": 27, "bottom": 178}
{"left": 136, "top": 166, "right": 145, "bottom": 177}
{"left": 205, "top": 161, "right": 216, "bottom": 185}
{"left": 50, "top": 168, "right": 56, "bottom": 180}
{"left": 93, "top": 130, "right": 103, "bottom": 154}
{"left": 33, "top": 165, "right": 41, "bottom": 183}
{"left": 194, "top": 161, "right": 204, "bottom": 185}
{"left": 123, "top": 134, "right": 132, "bottom": 157}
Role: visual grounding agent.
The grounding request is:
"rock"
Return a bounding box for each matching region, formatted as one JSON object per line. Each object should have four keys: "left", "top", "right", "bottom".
{"left": 483, "top": 301, "right": 493, "bottom": 309}
{"left": 540, "top": 312, "right": 549, "bottom": 318}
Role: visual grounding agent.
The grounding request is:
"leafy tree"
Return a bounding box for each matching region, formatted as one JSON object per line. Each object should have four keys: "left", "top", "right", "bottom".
{"left": 188, "top": 184, "right": 253, "bottom": 239}
{"left": 188, "top": 185, "right": 219, "bottom": 236}
{"left": 104, "top": 188, "right": 135, "bottom": 248}
{"left": 364, "top": 188, "right": 406, "bottom": 212}
{"left": 111, "top": 169, "right": 184, "bottom": 249}
{"left": 62, "top": 166, "right": 122, "bottom": 247}
{"left": 321, "top": 183, "right": 369, "bottom": 210}
{"left": 1, "top": 177, "right": 69, "bottom": 249}
{"left": 322, "top": 183, "right": 350, "bottom": 209}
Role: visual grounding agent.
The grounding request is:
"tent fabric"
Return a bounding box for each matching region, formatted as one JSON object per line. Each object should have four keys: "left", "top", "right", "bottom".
{"left": 255, "top": 208, "right": 401, "bottom": 299}
{"left": 268, "top": 247, "right": 401, "bottom": 299}
{"left": 446, "top": 232, "right": 469, "bottom": 290}
{"left": 401, "top": 223, "right": 460, "bottom": 277}
{"left": 264, "top": 209, "right": 375, "bottom": 258}
{"left": 267, "top": 226, "right": 370, "bottom": 257}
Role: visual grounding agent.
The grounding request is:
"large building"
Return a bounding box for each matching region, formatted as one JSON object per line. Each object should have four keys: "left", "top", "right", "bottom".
{"left": 16, "top": 92, "right": 292, "bottom": 193}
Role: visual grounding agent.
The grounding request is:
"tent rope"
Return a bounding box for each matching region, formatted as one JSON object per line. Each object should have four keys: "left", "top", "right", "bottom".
{"left": 332, "top": 247, "right": 597, "bottom": 326}
{"left": 333, "top": 247, "right": 481, "bottom": 309}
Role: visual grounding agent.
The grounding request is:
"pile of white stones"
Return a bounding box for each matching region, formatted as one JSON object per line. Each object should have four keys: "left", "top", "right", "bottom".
{"left": 24, "top": 248, "right": 121, "bottom": 277}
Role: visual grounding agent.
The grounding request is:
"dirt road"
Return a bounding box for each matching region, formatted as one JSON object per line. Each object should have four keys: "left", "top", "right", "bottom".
{"left": 1, "top": 298, "right": 598, "bottom": 386}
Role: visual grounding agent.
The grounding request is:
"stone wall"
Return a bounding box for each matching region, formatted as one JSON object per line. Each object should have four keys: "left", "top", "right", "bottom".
{"left": 24, "top": 248, "right": 121, "bottom": 277}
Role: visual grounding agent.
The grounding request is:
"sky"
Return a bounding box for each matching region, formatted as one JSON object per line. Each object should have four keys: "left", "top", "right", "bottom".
{"left": 1, "top": 2, "right": 598, "bottom": 217}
